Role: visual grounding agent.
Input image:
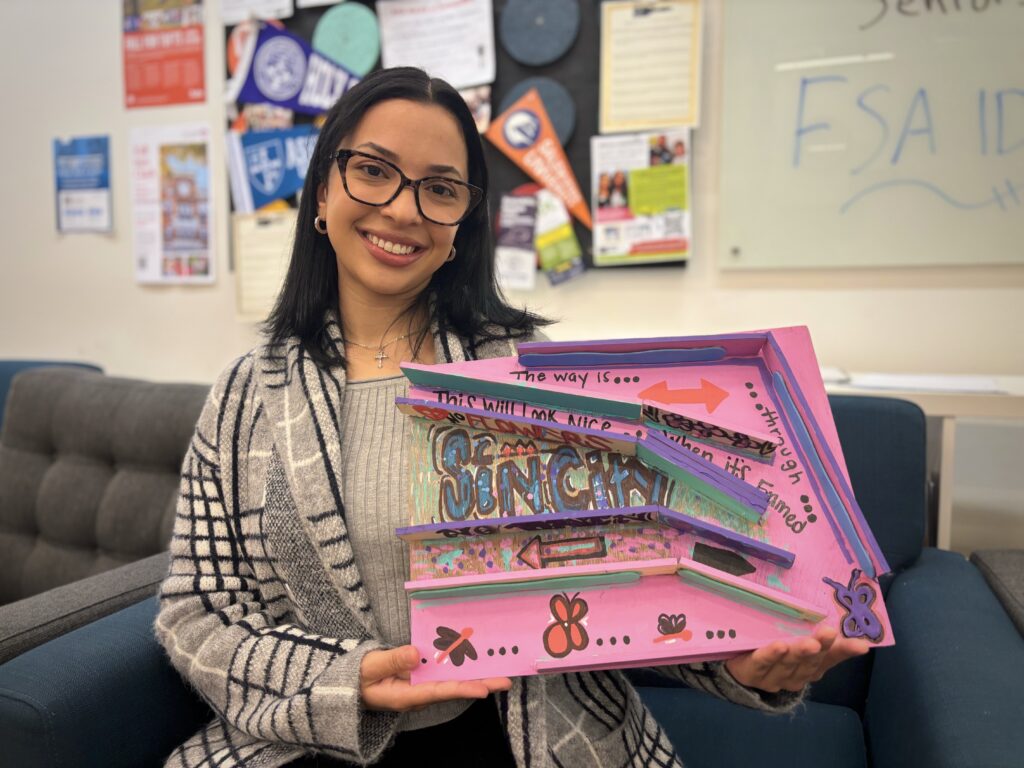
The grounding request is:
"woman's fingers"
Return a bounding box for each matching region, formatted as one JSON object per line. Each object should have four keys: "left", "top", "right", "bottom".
{"left": 360, "top": 646, "right": 419, "bottom": 685}
{"left": 360, "top": 647, "right": 513, "bottom": 712}
{"left": 365, "top": 677, "right": 508, "bottom": 711}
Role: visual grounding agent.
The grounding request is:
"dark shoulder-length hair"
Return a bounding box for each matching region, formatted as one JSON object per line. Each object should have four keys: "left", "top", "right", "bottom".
{"left": 263, "top": 66, "right": 550, "bottom": 368}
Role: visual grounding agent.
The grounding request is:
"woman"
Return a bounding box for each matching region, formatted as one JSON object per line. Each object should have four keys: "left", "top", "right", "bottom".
{"left": 156, "top": 67, "right": 867, "bottom": 768}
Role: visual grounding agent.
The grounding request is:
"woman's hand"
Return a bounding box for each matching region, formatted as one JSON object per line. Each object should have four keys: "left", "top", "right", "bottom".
{"left": 360, "top": 645, "right": 512, "bottom": 712}
{"left": 724, "top": 625, "right": 870, "bottom": 693}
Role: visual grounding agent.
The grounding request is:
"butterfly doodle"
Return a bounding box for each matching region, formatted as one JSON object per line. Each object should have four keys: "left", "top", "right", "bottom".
{"left": 543, "top": 592, "right": 589, "bottom": 658}
{"left": 822, "top": 569, "right": 884, "bottom": 642}
{"left": 433, "top": 626, "right": 478, "bottom": 666}
{"left": 653, "top": 612, "right": 693, "bottom": 643}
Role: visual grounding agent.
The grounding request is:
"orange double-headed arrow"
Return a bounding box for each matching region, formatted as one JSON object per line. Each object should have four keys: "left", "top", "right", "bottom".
{"left": 638, "top": 379, "right": 729, "bottom": 414}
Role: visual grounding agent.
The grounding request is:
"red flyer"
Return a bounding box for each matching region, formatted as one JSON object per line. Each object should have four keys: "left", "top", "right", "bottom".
{"left": 123, "top": 1, "right": 206, "bottom": 109}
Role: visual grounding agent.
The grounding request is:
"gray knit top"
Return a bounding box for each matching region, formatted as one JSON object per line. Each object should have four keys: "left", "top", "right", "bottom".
{"left": 339, "top": 374, "right": 472, "bottom": 731}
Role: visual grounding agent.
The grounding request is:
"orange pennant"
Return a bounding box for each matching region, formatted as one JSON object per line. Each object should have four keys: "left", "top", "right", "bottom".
{"left": 485, "top": 89, "right": 592, "bottom": 229}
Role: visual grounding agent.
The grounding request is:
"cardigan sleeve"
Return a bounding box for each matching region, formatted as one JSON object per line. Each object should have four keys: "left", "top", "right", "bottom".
{"left": 155, "top": 358, "right": 399, "bottom": 764}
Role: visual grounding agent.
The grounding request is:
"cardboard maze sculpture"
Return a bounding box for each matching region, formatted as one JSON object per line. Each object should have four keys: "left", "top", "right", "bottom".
{"left": 396, "top": 328, "right": 893, "bottom": 683}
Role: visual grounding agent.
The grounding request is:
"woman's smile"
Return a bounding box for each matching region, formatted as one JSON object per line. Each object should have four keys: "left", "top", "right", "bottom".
{"left": 358, "top": 227, "right": 429, "bottom": 267}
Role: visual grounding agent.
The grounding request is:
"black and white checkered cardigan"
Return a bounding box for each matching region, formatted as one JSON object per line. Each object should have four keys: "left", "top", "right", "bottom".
{"left": 156, "top": 315, "right": 802, "bottom": 768}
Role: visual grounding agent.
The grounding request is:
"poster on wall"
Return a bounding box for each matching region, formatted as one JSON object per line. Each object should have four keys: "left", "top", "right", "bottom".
{"left": 53, "top": 136, "right": 112, "bottom": 234}
{"left": 123, "top": 0, "right": 206, "bottom": 109}
{"left": 599, "top": 0, "right": 703, "bottom": 133}
{"left": 590, "top": 129, "right": 692, "bottom": 267}
{"left": 129, "top": 124, "right": 214, "bottom": 285}
{"left": 378, "top": 0, "right": 496, "bottom": 90}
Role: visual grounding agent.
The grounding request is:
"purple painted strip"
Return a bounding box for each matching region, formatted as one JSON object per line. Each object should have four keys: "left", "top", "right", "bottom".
{"left": 519, "top": 348, "right": 727, "bottom": 369}
{"left": 645, "top": 430, "right": 769, "bottom": 512}
{"left": 773, "top": 370, "right": 874, "bottom": 579}
{"left": 517, "top": 333, "right": 769, "bottom": 359}
{"left": 654, "top": 506, "right": 795, "bottom": 568}
{"left": 396, "top": 506, "right": 664, "bottom": 540}
{"left": 764, "top": 335, "right": 889, "bottom": 573}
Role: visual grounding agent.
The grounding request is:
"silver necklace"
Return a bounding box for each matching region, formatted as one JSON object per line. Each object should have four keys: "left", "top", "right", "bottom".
{"left": 343, "top": 327, "right": 425, "bottom": 368}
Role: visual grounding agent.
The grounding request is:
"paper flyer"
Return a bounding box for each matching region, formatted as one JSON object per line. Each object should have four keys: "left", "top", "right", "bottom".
{"left": 599, "top": 0, "right": 702, "bottom": 132}
{"left": 233, "top": 209, "right": 297, "bottom": 318}
{"left": 226, "top": 124, "right": 318, "bottom": 212}
{"left": 123, "top": 0, "right": 206, "bottom": 109}
{"left": 534, "top": 189, "right": 584, "bottom": 285}
{"left": 225, "top": 22, "right": 361, "bottom": 115}
{"left": 221, "top": 0, "right": 294, "bottom": 26}
{"left": 485, "top": 88, "right": 592, "bottom": 229}
{"left": 494, "top": 192, "right": 538, "bottom": 291}
{"left": 53, "top": 136, "right": 112, "bottom": 234}
{"left": 378, "top": 0, "right": 495, "bottom": 90}
{"left": 591, "top": 129, "right": 691, "bottom": 267}
{"left": 129, "top": 124, "right": 214, "bottom": 284}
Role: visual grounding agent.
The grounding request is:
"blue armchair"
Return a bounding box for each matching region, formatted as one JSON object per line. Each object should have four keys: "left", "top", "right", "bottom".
{"left": 1, "top": 396, "right": 1022, "bottom": 767}
{"left": 636, "top": 395, "right": 1024, "bottom": 767}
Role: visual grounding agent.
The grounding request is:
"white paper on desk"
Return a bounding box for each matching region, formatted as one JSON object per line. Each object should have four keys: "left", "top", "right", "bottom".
{"left": 600, "top": 0, "right": 703, "bottom": 133}
{"left": 221, "top": 0, "right": 294, "bottom": 26}
{"left": 819, "top": 366, "right": 850, "bottom": 384}
{"left": 847, "top": 373, "right": 1005, "bottom": 394}
{"left": 130, "top": 123, "right": 214, "bottom": 285}
{"left": 378, "top": 0, "right": 495, "bottom": 90}
{"left": 233, "top": 210, "right": 297, "bottom": 319}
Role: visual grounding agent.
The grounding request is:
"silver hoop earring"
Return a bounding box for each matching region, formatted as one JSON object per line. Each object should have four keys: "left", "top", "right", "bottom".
{"left": 446, "top": 246, "right": 457, "bottom": 262}
{"left": 314, "top": 216, "right": 328, "bottom": 235}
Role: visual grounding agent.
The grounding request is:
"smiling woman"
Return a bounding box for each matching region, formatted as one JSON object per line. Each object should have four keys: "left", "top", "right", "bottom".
{"left": 262, "top": 67, "right": 546, "bottom": 381}
{"left": 154, "top": 67, "right": 844, "bottom": 768}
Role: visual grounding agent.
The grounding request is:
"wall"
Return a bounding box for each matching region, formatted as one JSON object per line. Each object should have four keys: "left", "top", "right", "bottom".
{"left": 1, "top": 0, "right": 1021, "bottom": 385}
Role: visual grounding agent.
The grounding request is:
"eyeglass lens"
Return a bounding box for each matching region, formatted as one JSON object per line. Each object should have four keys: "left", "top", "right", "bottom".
{"left": 343, "top": 154, "right": 472, "bottom": 225}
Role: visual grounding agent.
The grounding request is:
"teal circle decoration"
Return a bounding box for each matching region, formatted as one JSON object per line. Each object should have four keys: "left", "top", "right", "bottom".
{"left": 312, "top": 3, "right": 380, "bottom": 77}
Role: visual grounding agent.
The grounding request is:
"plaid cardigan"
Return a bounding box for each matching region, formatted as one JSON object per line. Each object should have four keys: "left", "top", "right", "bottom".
{"left": 156, "top": 315, "right": 802, "bottom": 768}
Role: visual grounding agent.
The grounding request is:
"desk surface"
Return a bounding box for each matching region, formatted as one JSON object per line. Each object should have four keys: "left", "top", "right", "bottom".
{"left": 826, "top": 375, "right": 1024, "bottom": 421}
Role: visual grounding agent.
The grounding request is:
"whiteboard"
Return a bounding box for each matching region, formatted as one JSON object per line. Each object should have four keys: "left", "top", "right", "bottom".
{"left": 719, "top": 0, "right": 1024, "bottom": 270}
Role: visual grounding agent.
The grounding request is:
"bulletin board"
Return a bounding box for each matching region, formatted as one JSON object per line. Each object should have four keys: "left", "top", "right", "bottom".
{"left": 229, "top": 0, "right": 608, "bottom": 263}
{"left": 718, "top": 0, "right": 1024, "bottom": 270}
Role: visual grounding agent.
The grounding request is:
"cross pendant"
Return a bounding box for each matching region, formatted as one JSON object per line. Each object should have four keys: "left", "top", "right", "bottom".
{"left": 374, "top": 350, "right": 388, "bottom": 368}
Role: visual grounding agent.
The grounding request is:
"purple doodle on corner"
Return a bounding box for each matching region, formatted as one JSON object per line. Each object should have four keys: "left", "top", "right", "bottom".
{"left": 823, "top": 569, "right": 883, "bottom": 642}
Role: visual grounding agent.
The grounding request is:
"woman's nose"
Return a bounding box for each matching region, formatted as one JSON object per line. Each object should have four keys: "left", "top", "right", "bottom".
{"left": 381, "top": 184, "right": 422, "bottom": 224}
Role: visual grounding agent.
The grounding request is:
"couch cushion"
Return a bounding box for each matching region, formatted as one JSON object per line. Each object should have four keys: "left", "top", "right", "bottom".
{"left": 866, "top": 548, "right": 1024, "bottom": 768}
{"left": 639, "top": 686, "right": 867, "bottom": 768}
{"left": 0, "top": 360, "right": 102, "bottom": 434}
{"left": 0, "top": 369, "right": 208, "bottom": 604}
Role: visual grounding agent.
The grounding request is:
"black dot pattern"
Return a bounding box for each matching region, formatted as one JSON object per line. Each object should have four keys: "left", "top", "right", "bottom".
{"left": 706, "top": 628, "right": 738, "bottom": 640}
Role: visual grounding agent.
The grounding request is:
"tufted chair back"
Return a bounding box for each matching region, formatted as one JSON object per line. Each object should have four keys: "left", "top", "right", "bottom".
{"left": 0, "top": 368, "right": 209, "bottom": 605}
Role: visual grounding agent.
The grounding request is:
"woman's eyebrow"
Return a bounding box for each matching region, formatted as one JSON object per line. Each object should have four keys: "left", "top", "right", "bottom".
{"left": 354, "top": 141, "right": 465, "bottom": 180}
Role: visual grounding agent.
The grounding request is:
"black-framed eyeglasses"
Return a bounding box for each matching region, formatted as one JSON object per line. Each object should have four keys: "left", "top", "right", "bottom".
{"left": 332, "top": 149, "right": 483, "bottom": 226}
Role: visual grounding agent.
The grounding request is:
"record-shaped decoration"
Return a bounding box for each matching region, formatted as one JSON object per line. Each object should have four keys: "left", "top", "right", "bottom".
{"left": 499, "top": 0, "right": 580, "bottom": 67}
{"left": 498, "top": 77, "right": 576, "bottom": 146}
{"left": 312, "top": 3, "right": 380, "bottom": 77}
